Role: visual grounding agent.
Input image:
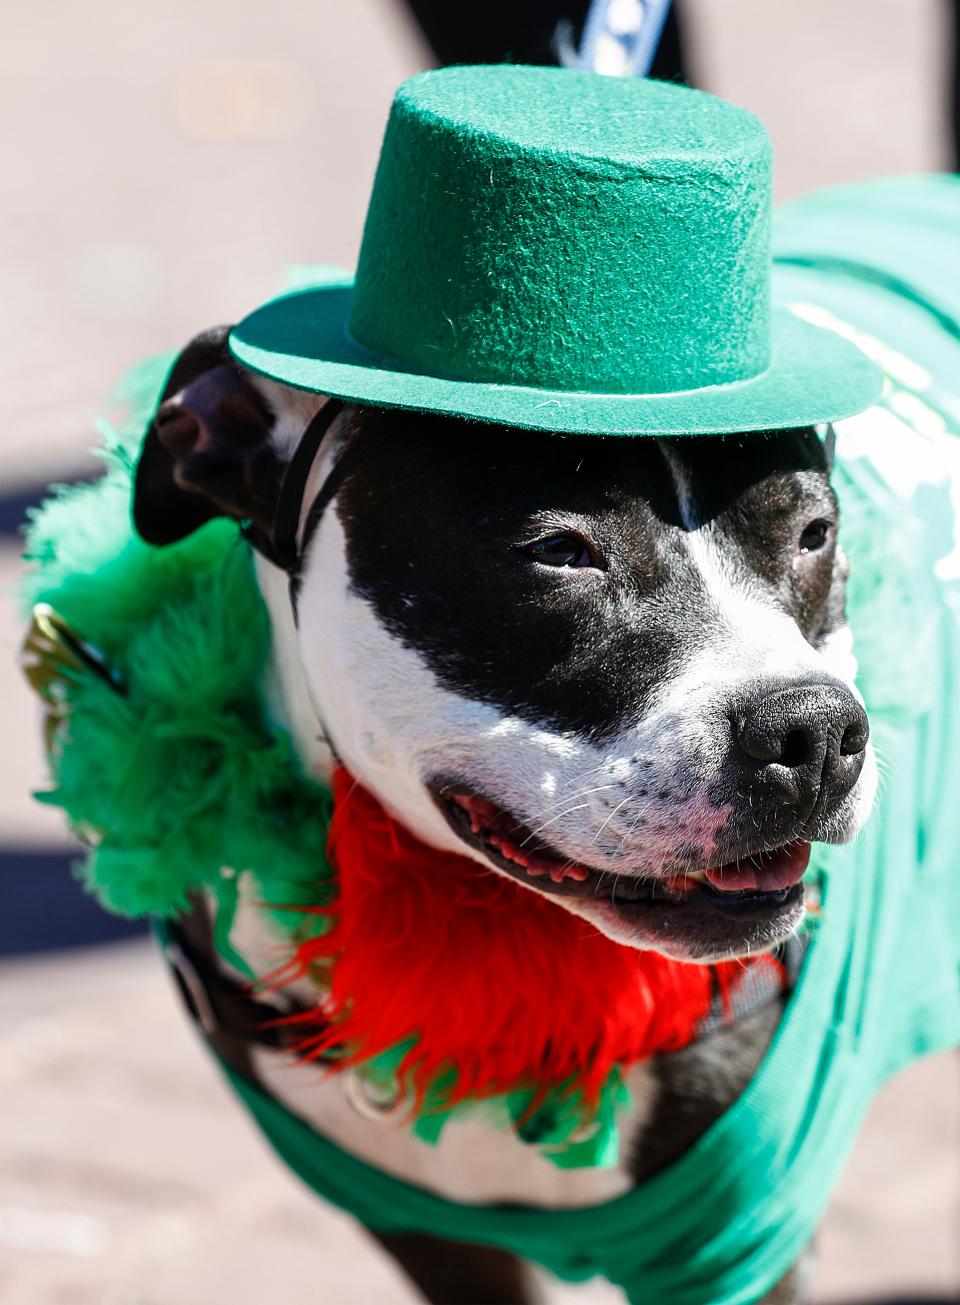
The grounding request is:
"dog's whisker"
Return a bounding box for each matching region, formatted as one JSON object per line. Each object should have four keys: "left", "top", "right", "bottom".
{"left": 592, "top": 794, "right": 635, "bottom": 845}
{"left": 606, "top": 800, "right": 652, "bottom": 867}
{"left": 555, "top": 758, "right": 624, "bottom": 793}
{"left": 525, "top": 782, "right": 620, "bottom": 823}
{"left": 520, "top": 802, "right": 595, "bottom": 844}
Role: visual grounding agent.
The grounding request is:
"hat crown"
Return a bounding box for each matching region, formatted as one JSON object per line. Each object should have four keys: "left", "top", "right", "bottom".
{"left": 349, "top": 66, "right": 773, "bottom": 396}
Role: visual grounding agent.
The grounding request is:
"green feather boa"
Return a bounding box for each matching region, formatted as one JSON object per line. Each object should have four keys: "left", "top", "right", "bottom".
{"left": 22, "top": 357, "right": 334, "bottom": 949}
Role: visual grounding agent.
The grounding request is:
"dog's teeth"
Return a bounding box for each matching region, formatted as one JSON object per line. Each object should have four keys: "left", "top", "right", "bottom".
{"left": 563, "top": 865, "right": 589, "bottom": 882}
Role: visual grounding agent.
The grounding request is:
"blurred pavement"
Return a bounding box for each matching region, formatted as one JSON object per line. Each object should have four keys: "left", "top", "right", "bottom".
{"left": 1, "top": 1, "right": 957, "bottom": 1301}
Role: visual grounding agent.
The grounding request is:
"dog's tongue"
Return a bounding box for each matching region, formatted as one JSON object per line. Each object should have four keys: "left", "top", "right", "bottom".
{"left": 704, "top": 841, "right": 811, "bottom": 894}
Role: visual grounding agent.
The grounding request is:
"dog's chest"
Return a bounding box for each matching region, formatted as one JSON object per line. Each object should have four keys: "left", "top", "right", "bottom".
{"left": 249, "top": 1045, "right": 655, "bottom": 1206}
{"left": 226, "top": 889, "right": 656, "bottom": 1206}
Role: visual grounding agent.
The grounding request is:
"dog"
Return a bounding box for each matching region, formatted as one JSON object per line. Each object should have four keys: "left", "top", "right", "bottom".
{"left": 26, "top": 65, "right": 960, "bottom": 1303}
{"left": 124, "top": 321, "right": 880, "bottom": 1304}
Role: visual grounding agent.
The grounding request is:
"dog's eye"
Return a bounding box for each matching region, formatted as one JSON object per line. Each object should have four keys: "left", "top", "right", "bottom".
{"left": 798, "top": 519, "right": 832, "bottom": 554}
{"left": 527, "top": 533, "right": 596, "bottom": 568}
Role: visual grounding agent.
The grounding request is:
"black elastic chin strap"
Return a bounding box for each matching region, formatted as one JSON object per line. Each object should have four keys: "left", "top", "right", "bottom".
{"left": 243, "top": 398, "right": 351, "bottom": 613}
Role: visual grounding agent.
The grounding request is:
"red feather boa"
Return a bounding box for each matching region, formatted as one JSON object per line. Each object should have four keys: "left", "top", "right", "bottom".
{"left": 274, "top": 769, "right": 765, "bottom": 1109}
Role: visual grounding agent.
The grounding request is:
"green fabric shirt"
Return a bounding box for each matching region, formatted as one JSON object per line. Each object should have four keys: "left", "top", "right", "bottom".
{"left": 207, "top": 177, "right": 960, "bottom": 1304}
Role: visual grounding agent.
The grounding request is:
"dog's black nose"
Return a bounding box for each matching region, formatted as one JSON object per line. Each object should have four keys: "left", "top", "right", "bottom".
{"left": 736, "top": 681, "right": 869, "bottom": 816}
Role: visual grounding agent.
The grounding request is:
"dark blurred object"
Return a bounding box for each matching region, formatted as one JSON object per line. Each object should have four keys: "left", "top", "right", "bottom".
{"left": 0, "top": 848, "right": 147, "bottom": 955}
{"left": 405, "top": 0, "right": 690, "bottom": 83}
{"left": 0, "top": 474, "right": 101, "bottom": 541}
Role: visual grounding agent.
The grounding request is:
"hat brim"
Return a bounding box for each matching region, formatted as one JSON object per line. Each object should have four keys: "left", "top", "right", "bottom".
{"left": 229, "top": 271, "right": 883, "bottom": 437}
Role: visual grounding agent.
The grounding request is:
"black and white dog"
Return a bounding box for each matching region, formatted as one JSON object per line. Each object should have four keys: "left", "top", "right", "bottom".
{"left": 134, "top": 328, "right": 877, "bottom": 1304}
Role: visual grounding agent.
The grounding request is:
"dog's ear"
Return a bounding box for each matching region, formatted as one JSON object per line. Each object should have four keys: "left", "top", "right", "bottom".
{"left": 133, "top": 326, "right": 285, "bottom": 546}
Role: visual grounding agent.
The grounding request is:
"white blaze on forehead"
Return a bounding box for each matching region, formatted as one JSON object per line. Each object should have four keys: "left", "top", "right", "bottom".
{"left": 658, "top": 441, "right": 860, "bottom": 693}
{"left": 673, "top": 527, "right": 837, "bottom": 689}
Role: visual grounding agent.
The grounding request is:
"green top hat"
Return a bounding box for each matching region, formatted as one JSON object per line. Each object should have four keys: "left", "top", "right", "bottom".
{"left": 230, "top": 66, "right": 881, "bottom": 436}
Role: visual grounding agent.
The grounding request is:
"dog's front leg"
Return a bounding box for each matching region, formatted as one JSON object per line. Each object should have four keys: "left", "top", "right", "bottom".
{"left": 366, "top": 1229, "right": 542, "bottom": 1305}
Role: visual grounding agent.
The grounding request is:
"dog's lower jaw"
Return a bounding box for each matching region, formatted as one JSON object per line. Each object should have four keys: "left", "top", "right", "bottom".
{"left": 470, "top": 870, "right": 808, "bottom": 962}
{"left": 480, "top": 756, "right": 877, "bottom": 960}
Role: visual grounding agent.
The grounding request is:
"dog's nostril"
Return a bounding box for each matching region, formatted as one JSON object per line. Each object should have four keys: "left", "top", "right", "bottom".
{"left": 779, "top": 729, "right": 811, "bottom": 768}
{"left": 155, "top": 403, "right": 201, "bottom": 456}
{"left": 736, "top": 682, "right": 869, "bottom": 773}
{"left": 738, "top": 721, "right": 813, "bottom": 769}
{"left": 840, "top": 720, "right": 868, "bottom": 756}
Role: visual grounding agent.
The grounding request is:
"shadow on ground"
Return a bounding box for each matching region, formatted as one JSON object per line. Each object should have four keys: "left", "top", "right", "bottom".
{"left": 0, "top": 848, "right": 146, "bottom": 955}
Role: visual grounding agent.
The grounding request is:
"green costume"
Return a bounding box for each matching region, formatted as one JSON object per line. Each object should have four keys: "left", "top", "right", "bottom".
{"left": 21, "top": 60, "right": 960, "bottom": 1305}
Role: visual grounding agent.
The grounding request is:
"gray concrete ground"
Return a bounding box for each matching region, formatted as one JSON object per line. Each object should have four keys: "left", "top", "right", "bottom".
{"left": 1, "top": 1, "right": 958, "bottom": 1301}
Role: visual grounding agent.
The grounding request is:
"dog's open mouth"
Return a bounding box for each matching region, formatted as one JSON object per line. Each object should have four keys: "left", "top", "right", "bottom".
{"left": 433, "top": 784, "right": 810, "bottom": 931}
